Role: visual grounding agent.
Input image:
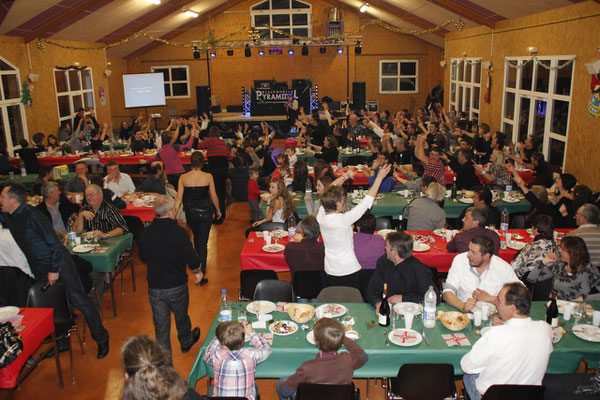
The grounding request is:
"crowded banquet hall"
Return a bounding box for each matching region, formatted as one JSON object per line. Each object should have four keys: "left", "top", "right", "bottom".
{"left": 1, "top": 0, "right": 600, "bottom": 399}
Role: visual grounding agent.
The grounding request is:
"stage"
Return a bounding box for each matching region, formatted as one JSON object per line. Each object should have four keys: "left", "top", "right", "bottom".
{"left": 212, "top": 112, "right": 288, "bottom": 122}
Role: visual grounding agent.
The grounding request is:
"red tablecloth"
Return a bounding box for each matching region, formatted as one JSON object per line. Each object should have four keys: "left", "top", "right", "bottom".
{"left": 11, "top": 152, "right": 195, "bottom": 167}
{"left": 37, "top": 156, "right": 83, "bottom": 166}
{"left": 285, "top": 137, "right": 369, "bottom": 149}
{"left": 120, "top": 202, "right": 156, "bottom": 223}
{"left": 240, "top": 229, "right": 573, "bottom": 274}
{"left": 0, "top": 308, "right": 54, "bottom": 389}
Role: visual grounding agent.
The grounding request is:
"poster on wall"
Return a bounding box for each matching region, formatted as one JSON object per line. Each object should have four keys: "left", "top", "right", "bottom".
{"left": 589, "top": 74, "right": 600, "bottom": 118}
{"left": 99, "top": 86, "right": 106, "bottom": 107}
{"left": 21, "top": 82, "right": 33, "bottom": 108}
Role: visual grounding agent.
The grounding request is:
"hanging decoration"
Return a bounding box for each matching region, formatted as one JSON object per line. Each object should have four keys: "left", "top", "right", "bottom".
{"left": 55, "top": 65, "right": 88, "bottom": 70}
{"left": 99, "top": 86, "right": 106, "bottom": 107}
{"left": 589, "top": 73, "right": 600, "bottom": 118}
{"left": 35, "top": 18, "right": 464, "bottom": 53}
{"left": 504, "top": 56, "right": 577, "bottom": 71}
{"left": 21, "top": 82, "right": 33, "bottom": 108}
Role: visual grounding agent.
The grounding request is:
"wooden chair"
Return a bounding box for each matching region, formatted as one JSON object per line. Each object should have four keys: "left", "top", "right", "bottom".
{"left": 388, "top": 363, "right": 456, "bottom": 400}
{"left": 316, "top": 286, "right": 364, "bottom": 303}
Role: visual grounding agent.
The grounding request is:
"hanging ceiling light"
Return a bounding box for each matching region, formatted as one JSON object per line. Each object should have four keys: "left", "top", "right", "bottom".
{"left": 146, "top": 0, "right": 161, "bottom": 5}
{"left": 184, "top": 10, "right": 199, "bottom": 18}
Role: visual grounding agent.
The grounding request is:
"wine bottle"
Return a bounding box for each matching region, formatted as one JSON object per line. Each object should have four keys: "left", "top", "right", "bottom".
{"left": 378, "top": 283, "right": 390, "bottom": 327}
{"left": 451, "top": 176, "right": 458, "bottom": 200}
{"left": 546, "top": 290, "right": 559, "bottom": 327}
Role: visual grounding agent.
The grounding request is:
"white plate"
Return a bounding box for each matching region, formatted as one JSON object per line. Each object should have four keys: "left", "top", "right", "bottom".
{"left": 459, "top": 198, "right": 474, "bottom": 204}
{"left": 269, "top": 320, "right": 298, "bottom": 336}
{"left": 413, "top": 242, "right": 431, "bottom": 252}
{"left": 572, "top": 324, "right": 600, "bottom": 342}
{"left": 270, "top": 229, "right": 288, "bottom": 239}
{"left": 0, "top": 306, "right": 20, "bottom": 322}
{"left": 507, "top": 241, "right": 527, "bottom": 250}
{"left": 393, "top": 302, "right": 423, "bottom": 316}
{"left": 377, "top": 229, "right": 395, "bottom": 239}
{"left": 306, "top": 330, "right": 316, "bottom": 345}
{"left": 72, "top": 244, "right": 95, "bottom": 253}
{"left": 512, "top": 233, "right": 525, "bottom": 240}
{"left": 433, "top": 229, "right": 448, "bottom": 236}
{"left": 546, "top": 299, "right": 570, "bottom": 314}
{"left": 526, "top": 228, "right": 533, "bottom": 235}
{"left": 388, "top": 329, "right": 423, "bottom": 347}
{"left": 316, "top": 303, "right": 348, "bottom": 318}
{"left": 345, "top": 330, "right": 361, "bottom": 340}
{"left": 474, "top": 301, "right": 497, "bottom": 315}
{"left": 502, "top": 197, "right": 520, "bottom": 203}
{"left": 262, "top": 244, "right": 285, "bottom": 253}
{"left": 246, "top": 301, "right": 276, "bottom": 315}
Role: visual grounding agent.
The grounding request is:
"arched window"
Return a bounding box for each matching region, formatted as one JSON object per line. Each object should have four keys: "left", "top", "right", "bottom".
{"left": 251, "top": 0, "right": 312, "bottom": 40}
{"left": 0, "top": 57, "right": 28, "bottom": 154}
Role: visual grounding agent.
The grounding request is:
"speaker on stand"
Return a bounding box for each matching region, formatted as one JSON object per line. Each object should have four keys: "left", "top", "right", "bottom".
{"left": 352, "top": 82, "right": 366, "bottom": 110}
{"left": 196, "top": 85, "right": 211, "bottom": 116}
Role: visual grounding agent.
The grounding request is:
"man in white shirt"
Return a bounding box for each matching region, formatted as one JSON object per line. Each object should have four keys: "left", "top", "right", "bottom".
{"left": 0, "top": 226, "right": 33, "bottom": 278}
{"left": 443, "top": 235, "right": 520, "bottom": 312}
{"left": 317, "top": 164, "right": 391, "bottom": 289}
{"left": 461, "top": 282, "right": 553, "bottom": 399}
{"left": 103, "top": 161, "right": 135, "bottom": 197}
{"left": 567, "top": 203, "right": 600, "bottom": 267}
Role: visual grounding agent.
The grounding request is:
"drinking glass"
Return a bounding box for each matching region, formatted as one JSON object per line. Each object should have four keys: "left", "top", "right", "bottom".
{"left": 573, "top": 303, "right": 584, "bottom": 322}
{"left": 390, "top": 307, "right": 397, "bottom": 330}
{"left": 237, "top": 310, "right": 247, "bottom": 323}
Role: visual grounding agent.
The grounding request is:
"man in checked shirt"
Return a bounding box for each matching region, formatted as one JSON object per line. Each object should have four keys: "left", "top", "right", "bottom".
{"left": 74, "top": 184, "right": 128, "bottom": 239}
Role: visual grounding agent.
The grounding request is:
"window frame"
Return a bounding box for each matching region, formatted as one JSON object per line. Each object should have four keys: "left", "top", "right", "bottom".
{"left": 378, "top": 59, "right": 419, "bottom": 95}
{"left": 53, "top": 67, "right": 96, "bottom": 129}
{"left": 449, "top": 58, "right": 482, "bottom": 120}
{"left": 151, "top": 65, "right": 191, "bottom": 99}
{"left": 0, "top": 56, "right": 29, "bottom": 154}
{"left": 250, "top": 0, "right": 312, "bottom": 40}
{"left": 500, "top": 55, "right": 575, "bottom": 170}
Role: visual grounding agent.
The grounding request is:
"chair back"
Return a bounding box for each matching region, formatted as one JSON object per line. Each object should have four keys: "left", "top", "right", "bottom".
{"left": 26, "top": 282, "right": 74, "bottom": 337}
{"left": 393, "top": 363, "right": 455, "bottom": 399}
{"left": 292, "top": 270, "right": 325, "bottom": 300}
{"left": 253, "top": 280, "right": 295, "bottom": 302}
{"left": 530, "top": 278, "right": 553, "bottom": 301}
{"left": 316, "top": 286, "right": 363, "bottom": 303}
{"left": 258, "top": 222, "right": 288, "bottom": 232}
{"left": 375, "top": 217, "right": 392, "bottom": 231}
{"left": 297, "top": 382, "right": 356, "bottom": 400}
{"left": 239, "top": 270, "right": 278, "bottom": 300}
{"left": 359, "top": 269, "right": 375, "bottom": 299}
{"left": 0, "top": 266, "right": 33, "bottom": 307}
{"left": 481, "top": 384, "right": 544, "bottom": 400}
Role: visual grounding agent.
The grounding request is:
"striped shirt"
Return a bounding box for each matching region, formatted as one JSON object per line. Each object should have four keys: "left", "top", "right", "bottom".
{"left": 196, "top": 137, "right": 232, "bottom": 160}
{"left": 567, "top": 224, "right": 600, "bottom": 267}
{"left": 203, "top": 333, "right": 271, "bottom": 400}
{"left": 423, "top": 158, "right": 445, "bottom": 185}
{"left": 80, "top": 200, "right": 129, "bottom": 234}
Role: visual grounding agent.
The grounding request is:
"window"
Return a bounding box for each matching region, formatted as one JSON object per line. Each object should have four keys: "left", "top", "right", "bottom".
{"left": 0, "top": 57, "right": 28, "bottom": 154}
{"left": 54, "top": 68, "right": 95, "bottom": 129}
{"left": 379, "top": 60, "right": 418, "bottom": 94}
{"left": 151, "top": 66, "right": 190, "bottom": 98}
{"left": 449, "top": 58, "right": 481, "bottom": 120}
{"left": 501, "top": 56, "right": 575, "bottom": 169}
{"left": 251, "top": 0, "right": 312, "bottom": 40}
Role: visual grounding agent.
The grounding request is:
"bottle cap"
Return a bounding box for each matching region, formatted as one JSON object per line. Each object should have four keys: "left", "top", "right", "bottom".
{"left": 221, "top": 289, "right": 226, "bottom": 293}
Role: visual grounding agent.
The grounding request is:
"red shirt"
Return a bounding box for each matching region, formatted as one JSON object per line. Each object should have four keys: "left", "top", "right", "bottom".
{"left": 248, "top": 178, "right": 260, "bottom": 200}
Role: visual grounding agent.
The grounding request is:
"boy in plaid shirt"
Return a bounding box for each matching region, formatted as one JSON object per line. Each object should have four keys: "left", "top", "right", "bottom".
{"left": 204, "top": 320, "right": 271, "bottom": 400}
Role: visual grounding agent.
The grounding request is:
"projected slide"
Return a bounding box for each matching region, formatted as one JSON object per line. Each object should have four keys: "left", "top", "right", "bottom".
{"left": 123, "top": 73, "right": 166, "bottom": 108}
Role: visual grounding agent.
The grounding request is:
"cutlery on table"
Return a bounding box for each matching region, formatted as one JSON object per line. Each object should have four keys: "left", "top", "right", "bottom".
{"left": 422, "top": 330, "right": 430, "bottom": 346}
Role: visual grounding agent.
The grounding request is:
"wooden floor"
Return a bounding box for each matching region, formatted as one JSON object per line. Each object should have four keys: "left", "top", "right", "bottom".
{"left": 3, "top": 140, "right": 393, "bottom": 400}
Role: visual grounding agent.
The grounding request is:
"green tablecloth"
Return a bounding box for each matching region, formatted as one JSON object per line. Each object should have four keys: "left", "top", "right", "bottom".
{"left": 295, "top": 150, "right": 372, "bottom": 166}
{"left": 69, "top": 233, "right": 133, "bottom": 273}
{"left": 262, "top": 193, "right": 531, "bottom": 219}
{"left": 188, "top": 302, "right": 600, "bottom": 387}
{"left": 0, "top": 172, "right": 76, "bottom": 191}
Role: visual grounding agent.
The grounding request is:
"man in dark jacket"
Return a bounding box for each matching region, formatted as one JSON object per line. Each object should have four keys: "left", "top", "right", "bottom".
{"left": 37, "top": 181, "right": 80, "bottom": 232}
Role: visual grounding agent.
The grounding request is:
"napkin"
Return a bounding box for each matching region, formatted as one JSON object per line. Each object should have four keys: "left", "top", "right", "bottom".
{"left": 252, "top": 321, "right": 267, "bottom": 330}
{"left": 256, "top": 332, "right": 274, "bottom": 346}
{"left": 276, "top": 302, "right": 289, "bottom": 312}
{"left": 442, "top": 333, "right": 471, "bottom": 347}
{"left": 93, "top": 247, "right": 109, "bottom": 254}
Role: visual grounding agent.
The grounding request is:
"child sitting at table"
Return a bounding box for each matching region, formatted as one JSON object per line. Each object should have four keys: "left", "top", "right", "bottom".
{"left": 285, "top": 146, "right": 298, "bottom": 169}
{"left": 276, "top": 318, "right": 368, "bottom": 400}
{"left": 252, "top": 178, "right": 296, "bottom": 227}
{"left": 279, "top": 165, "right": 293, "bottom": 188}
{"left": 248, "top": 167, "right": 261, "bottom": 224}
{"left": 203, "top": 321, "right": 271, "bottom": 400}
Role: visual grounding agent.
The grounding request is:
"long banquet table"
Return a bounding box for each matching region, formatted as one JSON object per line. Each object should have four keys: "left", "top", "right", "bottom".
{"left": 188, "top": 302, "right": 600, "bottom": 386}
{"left": 69, "top": 233, "right": 134, "bottom": 273}
{"left": 240, "top": 229, "right": 573, "bottom": 273}
{"left": 0, "top": 172, "right": 76, "bottom": 191}
{"left": 10, "top": 152, "right": 194, "bottom": 166}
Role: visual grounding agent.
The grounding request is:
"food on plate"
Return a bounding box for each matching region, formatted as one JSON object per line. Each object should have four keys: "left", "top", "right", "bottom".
{"left": 285, "top": 303, "right": 315, "bottom": 323}
{"left": 270, "top": 320, "right": 297, "bottom": 335}
{"left": 440, "top": 311, "right": 470, "bottom": 331}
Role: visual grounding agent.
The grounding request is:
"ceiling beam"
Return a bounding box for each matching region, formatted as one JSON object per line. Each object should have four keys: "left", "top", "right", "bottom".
{"left": 104, "top": 0, "right": 196, "bottom": 45}
{"left": 125, "top": 0, "right": 246, "bottom": 59}
{"left": 366, "top": 0, "right": 446, "bottom": 38}
{"left": 428, "top": 0, "right": 497, "bottom": 28}
{"left": 23, "top": 0, "right": 101, "bottom": 43}
{"left": 0, "top": 0, "right": 16, "bottom": 27}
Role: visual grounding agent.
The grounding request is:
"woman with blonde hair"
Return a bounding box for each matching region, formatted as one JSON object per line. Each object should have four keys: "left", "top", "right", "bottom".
{"left": 475, "top": 149, "right": 511, "bottom": 188}
{"left": 403, "top": 182, "right": 447, "bottom": 230}
{"left": 121, "top": 335, "right": 205, "bottom": 400}
{"left": 252, "top": 178, "right": 296, "bottom": 227}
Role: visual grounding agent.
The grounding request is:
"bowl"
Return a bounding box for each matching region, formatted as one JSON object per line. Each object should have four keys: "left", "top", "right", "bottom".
{"left": 440, "top": 311, "right": 470, "bottom": 331}
{"left": 285, "top": 303, "right": 315, "bottom": 324}
{"left": 463, "top": 190, "right": 475, "bottom": 198}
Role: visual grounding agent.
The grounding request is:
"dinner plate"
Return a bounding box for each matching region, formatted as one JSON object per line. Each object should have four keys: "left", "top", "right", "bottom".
{"left": 345, "top": 330, "right": 361, "bottom": 340}
{"left": 246, "top": 301, "right": 276, "bottom": 315}
{"left": 388, "top": 329, "right": 423, "bottom": 347}
{"left": 269, "top": 320, "right": 298, "bottom": 336}
{"left": 546, "top": 299, "right": 570, "bottom": 314}
{"left": 552, "top": 326, "right": 565, "bottom": 344}
{"left": 377, "top": 229, "right": 395, "bottom": 239}
{"left": 393, "top": 302, "right": 423, "bottom": 316}
{"left": 262, "top": 244, "right": 285, "bottom": 253}
{"left": 306, "top": 330, "right": 316, "bottom": 345}
{"left": 526, "top": 228, "right": 534, "bottom": 235}
{"left": 413, "top": 242, "right": 431, "bottom": 252}
{"left": 270, "top": 229, "right": 288, "bottom": 239}
{"left": 72, "top": 244, "right": 95, "bottom": 253}
{"left": 572, "top": 324, "right": 600, "bottom": 342}
{"left": 316, "top": 303, "right": 348, "bottom": 318}
{"left": 502, "top": 197, "right": 520, "bottom": 203}
{"left": 0, "top": 306, "right": 20, "bottom": 322}
{"left": 459, "top": 198, "right": 474, "bottom": 204}
{"left": 507, "top": 241, "right": 527, "bottom": 250}
{"left": 512, "top": 233, "right": 525, "bottom": 240}
{"left": 433, "top": 229, "right": 448, "bottom": 236}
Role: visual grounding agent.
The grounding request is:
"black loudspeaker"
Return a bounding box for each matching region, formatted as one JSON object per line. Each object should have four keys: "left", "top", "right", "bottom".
{"left": 196, "top": 86, "right": 211, "bottom": 115}
{"left": 352, "top": 82, "right": 366, "bottom": 110}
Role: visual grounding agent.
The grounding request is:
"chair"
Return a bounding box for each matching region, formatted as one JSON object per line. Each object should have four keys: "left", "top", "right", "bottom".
{"left": 346, "top": 155, "right": 367, "bottom": 166}
{"left": 530, "top": 278, "right": 554, "bottom": 301}
{"left": 27, "top": 282, "right": 84, "bottom": 384}
{"left": 297, "top": 382, "right": 359, "bottom": 400}
{"left": 375, "top": 217, "right": 392, "bottom": 231}
{"left": 481, "top": 384, "right": 544, "bottom": 400}
{"left": 292, "top": 270, "right": 326, "bottom": 300}
{"left": 256, "top": 222, "right": 288, "bottom": 232}
{"left": 429, "top": 267, "right": 443, "bottom": 304}
{"left": 316, "top": 286, "right": 364, "bottom": 303}
{"left": 105, "top": 251, "right": 136, "bottom": 317}
{"left": 388, "top": 363, "right": 456, "bottom": 400}
{"left": 253, "top": 280, "right": 295, "bottom": 302}
{"left": 239, "top": 270, "right": 278, "bottom": 301}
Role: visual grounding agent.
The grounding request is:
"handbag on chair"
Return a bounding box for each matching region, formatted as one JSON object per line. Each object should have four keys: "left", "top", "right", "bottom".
{"left": 0, "top": 321, "right": 23, "bottom": 368}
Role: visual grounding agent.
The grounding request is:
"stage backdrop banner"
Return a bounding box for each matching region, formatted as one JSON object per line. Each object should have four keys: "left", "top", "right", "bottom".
{"left": 250, "top": 87, "right": 311, "bottom": 116}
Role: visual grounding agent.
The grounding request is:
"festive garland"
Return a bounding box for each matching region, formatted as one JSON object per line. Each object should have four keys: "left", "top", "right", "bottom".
{"left": 35, "top": 18, "right": 464, "bottom": 53}
{"left": 504, "top": 56, "right": 577, "bottom": 71}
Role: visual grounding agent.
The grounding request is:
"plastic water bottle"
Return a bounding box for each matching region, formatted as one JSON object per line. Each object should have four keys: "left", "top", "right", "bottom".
{"left": 20, "top": 159, "right": 26, "bottom": 177}
{"left": 109, "top": 140, "right": 115, "bottom": 154}
{"left": 305, "top": 178, "right": 312, "bottom": 195}
{"left": 500, "top": 208, "right": 509, "bottom": 250}
{"left": 423, "top": 286, "right": 437, "bottom": 328}
{"left": 219, "top": 289, "right": 232, "bottom": 322}
{"left": 66, "top": 217, "right": 76, "bottom": 245}
{"left": 287, "top": 214, "right": 296, "bottom": 240}
{"left": 337, "top": 153, "right": 343, "bottom": 169}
